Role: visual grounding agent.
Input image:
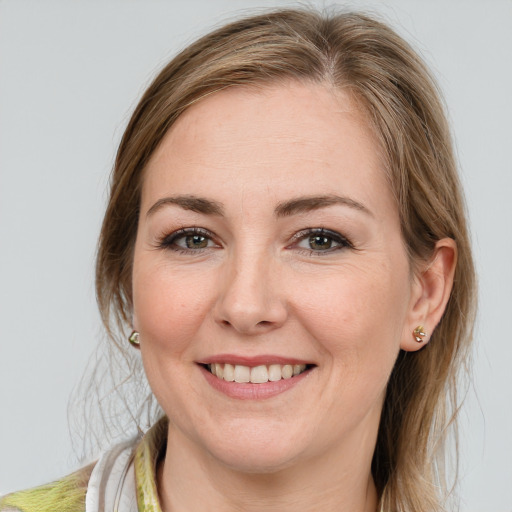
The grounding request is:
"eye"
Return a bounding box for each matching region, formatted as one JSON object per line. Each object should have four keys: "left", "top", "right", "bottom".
{"left": 305, "top": 234, "right": 336, "bottom": 251}
{"left": 181, "top": 233, "right": 210, "bottom": 249}
{"left": 159, "top": 228, "right": 218, "bottom": 252}
{"left": 293, "top": 228, "right": 352, "bottom": 253}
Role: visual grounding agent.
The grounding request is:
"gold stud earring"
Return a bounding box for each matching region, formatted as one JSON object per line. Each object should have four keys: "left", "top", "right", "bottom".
{"left": 413, "top": 325, "right": 427, "bottom": 343}
{"left": 128, "top": 330, "right": 140, "bottom": 347}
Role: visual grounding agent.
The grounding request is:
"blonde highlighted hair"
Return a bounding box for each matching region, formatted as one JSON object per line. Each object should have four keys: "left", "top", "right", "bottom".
{"left": 93, "top": 8, "right": 476, "bottom": 511}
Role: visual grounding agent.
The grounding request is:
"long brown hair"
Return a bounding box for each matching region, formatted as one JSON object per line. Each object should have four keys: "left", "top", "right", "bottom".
{"left": 95, "top": 8, "right": 476, "bottom": 510}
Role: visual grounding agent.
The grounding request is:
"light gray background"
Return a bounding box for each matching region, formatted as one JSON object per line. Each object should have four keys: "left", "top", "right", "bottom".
{"left": 1, "top": 1, "right": 511, "bottom": 510}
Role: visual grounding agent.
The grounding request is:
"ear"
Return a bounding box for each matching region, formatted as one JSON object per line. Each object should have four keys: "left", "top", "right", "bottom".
{"left": 400, "top": 238, "right": 457, "bottom": 352}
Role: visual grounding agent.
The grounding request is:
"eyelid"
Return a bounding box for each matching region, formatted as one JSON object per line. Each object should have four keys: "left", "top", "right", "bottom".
{"left": 288, "top": 228, "right": 353, "bottom": 252}
{"left": 158, "top": 227, "right": 220, "bottom": 250}
{"left": 156, "top": 226, "right": 352, "bottom": 254}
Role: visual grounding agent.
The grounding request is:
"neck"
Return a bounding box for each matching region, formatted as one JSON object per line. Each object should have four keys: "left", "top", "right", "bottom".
{"left": 157, "top": 424, "right": 379, "bottom": 512}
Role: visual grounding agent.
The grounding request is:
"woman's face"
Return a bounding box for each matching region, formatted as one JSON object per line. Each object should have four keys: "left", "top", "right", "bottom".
{"left": 132, "top": 82, "right": 420, "bottom": 472}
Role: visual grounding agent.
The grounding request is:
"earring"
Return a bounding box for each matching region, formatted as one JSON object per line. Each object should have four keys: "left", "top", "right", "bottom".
{"left": 413, "top": 325, "right": 427, "bottom": 343}
{"left": 128, "top": 330, "right": 140, "bottom": 347}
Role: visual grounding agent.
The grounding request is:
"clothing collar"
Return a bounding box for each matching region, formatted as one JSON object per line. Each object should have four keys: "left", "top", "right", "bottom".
{"left": 133, "top": 418, "right": 168, "bottom": 512}
{"left": 85, "top": 417, "right": 168, "bottom": 512}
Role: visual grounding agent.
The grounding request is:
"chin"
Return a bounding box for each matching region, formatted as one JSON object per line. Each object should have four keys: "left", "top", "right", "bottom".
{"left": 210, "top": 445, "right": 301, "bottom": 475}
{"left": 197, "top": 419, "right": 309, "bottom": 474}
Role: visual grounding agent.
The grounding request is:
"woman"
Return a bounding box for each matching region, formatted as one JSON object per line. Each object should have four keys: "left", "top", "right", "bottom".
{"left": 1, "top": 7, "right": 476, "bottom": 512}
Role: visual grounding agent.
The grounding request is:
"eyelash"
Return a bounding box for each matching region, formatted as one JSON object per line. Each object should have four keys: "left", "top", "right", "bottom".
{"left": 157, "top": 227, "right": 353, "bottom": 255}
{"left": 289, "top": 228, "right": 353, "bottom": 255}
{"left": 158, "top": 227, "right": 218, "bottom": 254}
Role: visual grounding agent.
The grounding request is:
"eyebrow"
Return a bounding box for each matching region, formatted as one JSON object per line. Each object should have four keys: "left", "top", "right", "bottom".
{"left": 146, "top": 195, "right": 225, "bottom": 217}
{"left": 146, "top": 194, "right": 372, "bottom": 218}
{"left": 274, "top": 194, "right": 373, "bottom": 218}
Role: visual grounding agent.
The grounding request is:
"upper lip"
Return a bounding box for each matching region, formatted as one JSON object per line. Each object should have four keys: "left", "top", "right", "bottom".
{"left": 198, "top": 354, "right": 314, "bottom": 366}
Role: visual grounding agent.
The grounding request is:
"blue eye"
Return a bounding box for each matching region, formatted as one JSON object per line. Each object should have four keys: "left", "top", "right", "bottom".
{"left": 294, "top": 229, "right": 351, "bottom": 253}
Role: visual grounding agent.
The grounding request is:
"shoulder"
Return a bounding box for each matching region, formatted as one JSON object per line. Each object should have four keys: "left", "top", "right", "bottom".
{"left": 0, "top": 463, "right": 94, "bottom": 512}
{"left": 0, "top": 419, "right": 167, "bottom": 512}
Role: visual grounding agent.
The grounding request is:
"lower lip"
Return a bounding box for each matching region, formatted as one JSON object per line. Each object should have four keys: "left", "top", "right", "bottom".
{"left": 199, "top": 365, "right": 312, "bottom": 400}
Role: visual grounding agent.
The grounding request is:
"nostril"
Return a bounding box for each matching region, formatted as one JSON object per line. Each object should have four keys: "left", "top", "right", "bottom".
{"left": 220, "top": 319, "right": 271, "bottom": 328}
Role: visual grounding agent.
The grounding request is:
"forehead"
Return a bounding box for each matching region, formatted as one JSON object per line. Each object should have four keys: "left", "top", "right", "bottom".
{"left": 142, "top": 81, "right": 391, "bottom": 214}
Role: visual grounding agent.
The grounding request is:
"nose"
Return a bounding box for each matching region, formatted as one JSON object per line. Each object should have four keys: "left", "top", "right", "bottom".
{"left": 213, "top": 249, "right": 288, "bottom": 335}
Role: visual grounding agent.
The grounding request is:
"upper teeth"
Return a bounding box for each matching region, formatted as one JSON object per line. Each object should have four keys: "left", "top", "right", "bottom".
{"left": 208, "top": 363, "right": 307, "bottom": 383}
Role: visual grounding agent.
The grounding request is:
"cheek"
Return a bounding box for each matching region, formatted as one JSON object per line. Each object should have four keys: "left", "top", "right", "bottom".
{"left": 295, "top": 259, "right": 410, "bottom": 375}
{"left": 302, "top": 262, "right": 408, "bottom": 332}
{"left": 132, "top": 259, "right": 214, "bottom": 357}
{"left": 131, "top": 258, "right": 219, "bottom": 416}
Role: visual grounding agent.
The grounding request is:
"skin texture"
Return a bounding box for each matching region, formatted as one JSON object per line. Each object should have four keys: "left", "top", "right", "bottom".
{"left": 132, "top": 81, "right": 456, "bottom": 512}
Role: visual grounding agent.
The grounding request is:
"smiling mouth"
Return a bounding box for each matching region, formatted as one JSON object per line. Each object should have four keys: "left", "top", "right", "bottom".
{"left": 203, "top": 363, "right": 312, "bottom": 384}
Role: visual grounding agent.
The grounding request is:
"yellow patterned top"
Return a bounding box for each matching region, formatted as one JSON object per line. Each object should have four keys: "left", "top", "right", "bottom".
{"left": 0, "top": 419, "right": 168, "bottom": 512}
